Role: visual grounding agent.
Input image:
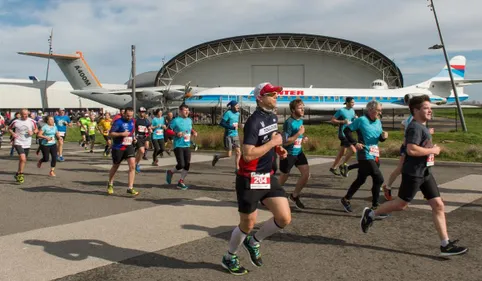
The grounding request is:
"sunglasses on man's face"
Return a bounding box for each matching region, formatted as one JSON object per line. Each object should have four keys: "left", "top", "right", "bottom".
{"left": 263, "top": 92, "right": 278, "bottom": 97}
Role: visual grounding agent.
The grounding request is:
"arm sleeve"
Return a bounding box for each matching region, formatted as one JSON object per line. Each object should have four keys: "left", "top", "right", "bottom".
{"left": 343, "top": 119, "right": 360, "bottom": 145}
{"left": 243, "top": 119, "right": 259, "bottom": 146}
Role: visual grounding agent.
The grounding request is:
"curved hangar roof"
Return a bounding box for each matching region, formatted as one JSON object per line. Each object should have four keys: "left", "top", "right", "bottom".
{"left": 154, "top": 33, "right": 403, "bottom": 89}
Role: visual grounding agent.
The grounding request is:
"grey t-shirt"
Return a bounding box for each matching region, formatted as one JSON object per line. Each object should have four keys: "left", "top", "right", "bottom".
{"left": 402, "top": 120, "right": 433, "bottom": 177}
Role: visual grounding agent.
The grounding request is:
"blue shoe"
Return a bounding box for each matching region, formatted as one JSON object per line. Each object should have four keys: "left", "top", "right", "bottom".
{"left": 58, "top": 156, "right": 65, "bottom": 162}
{"left": 243, "top": 235, "right": 263, "bottom": 267}
{"left": 135, "top": 164, "right": 141, "bottom": 174}
{"left": 166, "top": 170, "right": 173, "bottom": 184}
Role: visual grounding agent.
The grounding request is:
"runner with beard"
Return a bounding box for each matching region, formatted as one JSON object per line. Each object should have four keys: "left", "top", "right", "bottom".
{"left": 221, "top": 82, "right": 290, "bottom": 276}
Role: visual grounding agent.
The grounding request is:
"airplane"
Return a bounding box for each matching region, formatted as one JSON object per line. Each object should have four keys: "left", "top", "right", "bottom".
{"left": 184, "top": 56, "right": 482, "bottom": 111}
{"left": 2, "top": 51, "right": 204, "bottom": 110}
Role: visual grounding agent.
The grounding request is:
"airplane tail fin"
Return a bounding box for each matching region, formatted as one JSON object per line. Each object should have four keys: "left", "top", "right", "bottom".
{"left": 430, "top": 55, "right": 466, "bottom": 81}
{"left": 17, "top": 51, "right": 102, "bottom": 90}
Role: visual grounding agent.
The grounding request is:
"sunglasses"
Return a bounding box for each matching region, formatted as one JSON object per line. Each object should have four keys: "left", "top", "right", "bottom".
{"left": 263, "top": 92, "right": 278, "bottom": 97}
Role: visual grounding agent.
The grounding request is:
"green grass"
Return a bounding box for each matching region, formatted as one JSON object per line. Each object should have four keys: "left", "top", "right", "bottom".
{"left": 14, "top": 109, "right": 482, "bottom": 163}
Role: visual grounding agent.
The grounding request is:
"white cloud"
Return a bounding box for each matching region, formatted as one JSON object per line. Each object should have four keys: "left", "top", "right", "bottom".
{"left": 0, "top": 0, "right": 482, "bottom": 99}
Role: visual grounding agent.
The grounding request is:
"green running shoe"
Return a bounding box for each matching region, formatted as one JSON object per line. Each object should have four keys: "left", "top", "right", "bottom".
{"left": 221, "top": 254, "right": 248, "bottom": 276}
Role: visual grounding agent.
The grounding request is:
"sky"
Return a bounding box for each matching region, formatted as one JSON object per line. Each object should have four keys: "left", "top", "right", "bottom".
{"left": 1, "top": 0, "right": 482, "bottom": 100}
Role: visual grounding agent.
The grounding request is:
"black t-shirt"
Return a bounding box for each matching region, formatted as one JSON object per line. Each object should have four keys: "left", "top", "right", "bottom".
{"left": 238, "top": 108, "right": 278, "bottom": 177}
{"left": 403, "top": 120, "right": 433, "bottom": 177}
{"left": 135, "top": 118, "right": 151, "bottom": 137}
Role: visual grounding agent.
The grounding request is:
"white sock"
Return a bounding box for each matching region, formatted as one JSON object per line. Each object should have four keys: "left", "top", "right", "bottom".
{"left": 441, "top": 239, "right": 450, "bottom": 247}
{"left": 181, "top": 169, "right": 188, "bottom": 180}
{"left": 253, "top": 218, "right": 282, "bottom": 243}
{"left": 227, "top": 226, "right": 247, "bottom": 256}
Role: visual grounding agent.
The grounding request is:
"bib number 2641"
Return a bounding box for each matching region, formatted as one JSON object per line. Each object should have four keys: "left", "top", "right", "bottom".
{"left": 250, "top": 173, "right": 270, "bottom": 189}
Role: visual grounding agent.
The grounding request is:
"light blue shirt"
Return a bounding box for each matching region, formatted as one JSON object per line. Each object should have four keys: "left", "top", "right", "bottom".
{"left": 334, "top": 107, "right": 356, "bottom": 138}
{"left": 348, "top": 115, "right": 383, "bottom": 160}
{"left": 41, "top": 124, "right": 58, "bottom": 146}
{"left": 283, "top": 117, "right": 304, "bottom": 156}
{"left": 151, "top": 117, "right": 165, "bottom": 140}
{"left": 54, "top": 115, "right": 71, "bottom": 133}
{"left": 170, "top": 116, "right": 193, "bottom": 148}
{"left": 222, "top": 110, "right": 240, "bottom": 137}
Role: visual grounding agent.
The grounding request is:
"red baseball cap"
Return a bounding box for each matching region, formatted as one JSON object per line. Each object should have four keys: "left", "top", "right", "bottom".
{"left": 253, "top": 82, "right": 283, "bottom": 100}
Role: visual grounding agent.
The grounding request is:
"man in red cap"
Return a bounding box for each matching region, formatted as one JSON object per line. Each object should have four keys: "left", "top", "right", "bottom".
{"left": 221, "top": 82, "right": 291, "bottom": 276}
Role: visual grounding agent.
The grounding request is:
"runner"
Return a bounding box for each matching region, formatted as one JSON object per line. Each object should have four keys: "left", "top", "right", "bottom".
{"left": 151, "top": 109, "right": 166, "bottom": 166}
{"left": 9, "top": 112, "right": 21, "bottom": 157}
{"left": 221, "top": 82, "right": 291, "bottom": 276}
{"left": 165, "top": 104, "right": 198, "bottom": 190}
{"left": 164, "top": 111, "right": 174, "bottom": 155}
{"left": 212, "top": 100, "right": 241, "bottom": 172}
{"left": 279, "top": 99, "right": 310, "bottom": 209}
{"left": 134, "top": 107, "right": 151, "bottom": 173}
{"left": 339, "top": 100, "right": 388, "bottom": 213}
{"left": 381, "top": 114, "right": 415, "bottom": 200}
{"left": 360, "top": 95, "right": 468, "bottom": 256}
{"left": 329, "top": 97, "right": 357, "bottom": 176}
{"left": 112, "top": 108, "right": 125, "bottom": 122}
{"left": 0, "top": 113, "right": 5, "bottom": 149}
{"left": 77, "top": 113, "right": 90, "bottom": 148}
{"left": 54, "top": 108, "right": 72, "bottom": 161}
{"left": 87, "top": 113, "right": 98, "bottom": 153}
{"left": 36, "top": 115, "right": 61, "bottom": 177}
{"left": 35, "top": 115, "right": 47, "bottom": 156}
{"left": 107, "top": 107, "right": 139, "bottom": 196}
{"left": 98, "top": 112, "right": 113, "bottom": 157}
{"left": 8, "top": 109, "right": 38, "bottom": 184}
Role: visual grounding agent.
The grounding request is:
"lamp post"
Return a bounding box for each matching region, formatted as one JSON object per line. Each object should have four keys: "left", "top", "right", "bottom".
{"left": 131, "top": 45, "right": 136, "bottom": 111}
{"left": 427, "top": 0, "right": 467, "bottom": 132}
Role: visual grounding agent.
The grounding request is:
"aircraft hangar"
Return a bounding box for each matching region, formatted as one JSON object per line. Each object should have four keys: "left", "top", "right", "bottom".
{"left": 134, "top": 33, "right": 403, "bottom": 92}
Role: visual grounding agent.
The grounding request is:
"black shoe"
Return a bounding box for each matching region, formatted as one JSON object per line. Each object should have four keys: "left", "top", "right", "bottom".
{"left": 440, "top": 240, "right": 468, "bottom": 256}
{"left": 340, "top": 163, "right": 349, "bottom": 177}
{"left": 329, "top": 167, "right": 341, "bottom": 176}
{"left": 221, "top": 254, "right": 248, "bottom": 276}
{"left": 360, "top": 207, "right": 374, "bottom": 233}
{"left": 340, "top": 197, "right": 352, "bottom": 213}
{"left": 212, "top": 154, "right": 219, "bottom": 167}
{"left": 243, "top": 236, "right": 263, "bottom": 267}
{"left": 289, "top": 194, "right": 306, "bottom": 209}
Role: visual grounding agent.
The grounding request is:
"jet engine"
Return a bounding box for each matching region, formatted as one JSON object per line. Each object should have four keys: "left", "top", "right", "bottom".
{"left": 136, "top": 90, "right": 162, "bottom": 102}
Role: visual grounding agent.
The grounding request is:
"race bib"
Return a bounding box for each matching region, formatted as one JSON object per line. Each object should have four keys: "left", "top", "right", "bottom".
{"left": 58, "top": 132, "right": 65, "bottom": 137}
{"left": 138, "top": 126, "right": 147, "bottom": 133}
{"left": 47, "top": 137, "right": 55, "bottom": 144}
{"left": 427, "top": 154, "right": 435, "bottom": 167}
{"left": 155, "top": 129, "right": 164, "bottom": 136}
{"left": 250, "top": 173, "right": 271, "bottom": 189}
{"left": 294, "top": 138, "right": 302, "bottom": 149}
{"left": 122, "top": 137, "right": 133, "bottom": 146}
{"left": 232, "top": 122, "right": 238, "bottom": 129}
{"left": 184, "top": 134, "right": 191, "bottom": 142}
{"left": 369, "top": 145, "right": 380, "bottom": 157}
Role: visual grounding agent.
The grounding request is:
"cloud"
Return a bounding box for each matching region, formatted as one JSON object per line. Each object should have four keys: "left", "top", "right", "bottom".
{"left": 0, "top": 0, "right": 481, "bottom": 99}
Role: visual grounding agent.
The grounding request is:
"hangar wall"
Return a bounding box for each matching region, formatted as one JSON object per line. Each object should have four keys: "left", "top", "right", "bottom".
{"left": 169, "top": 51, "right": 382, "bottom": 89}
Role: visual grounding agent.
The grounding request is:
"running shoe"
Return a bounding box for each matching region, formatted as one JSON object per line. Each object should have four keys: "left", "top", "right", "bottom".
{"left": 382, "top": 184, "right": 393, "bottom": 201}
{"left": 360, "top": 207, "right": 374, "bottom": 233}
{"left": 177, "top": 180, "right": 188, "bottom": 190}
{"left": 340, "top": 163, "right": 349, "bottom": 177}
{"left": 289, "top": 194, "right": 306, "bottom": 209}
{"left": 440, "top": 240, "right": 468, "bottom": 256}
{"left": 371, "top": 205, "right": 390, "bottom": 219}
{"left": 49, "top": 170, "right": 56, "bottom": 177}
{"left": 221, "top": 254, "right": 248, "bottom": 276}
{"left": 329, "top": 167, "right": 341, "bottom": 176}
{"left": 212, "top": 154, "right": 220, "bottom": 166}
{"left": 152, "top": 160, "right": 159, "bottom": 166}
{"left": 243, "top": 235, "right": 263, "bottom": 267}
{"left": 126, "top": 188, "right": 139, "bottom": 196}
{"left": 58, "top": 156, "right": 65, "bottom": 162}
{"left": 135, "top": 164, "right": 141, "bottom": 174}
{"left": 103, "top": 152, "right": 107, "bottom": 157}
{"left": 341, "top": 197, "right": 352, "bottom": 213}
{"left": 142, "top": 154, "right": 148, "bottom": 160}
{"left": 15, "top": 173, "right": 25, "bottom": 184}
{"left": 166, "top": 170, "right": 173, "bottom": 184}
{"left": 37, "top": 160, "right": 42, "bottom": 169}
{"left": 194, "top": 144, "right": 199, "bottom": 152}
{"left": 107, "top": 183, "right": 114, "bottom": 195}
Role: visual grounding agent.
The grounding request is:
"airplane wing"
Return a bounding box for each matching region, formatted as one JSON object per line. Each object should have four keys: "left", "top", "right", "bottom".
{"left": 455, "top": 79, "right": 482, "bottom": 86}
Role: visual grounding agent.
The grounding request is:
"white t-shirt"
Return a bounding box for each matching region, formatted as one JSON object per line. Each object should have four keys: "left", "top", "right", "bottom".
{"left": 9, "top": 118, "right": 37, "bottom": 148}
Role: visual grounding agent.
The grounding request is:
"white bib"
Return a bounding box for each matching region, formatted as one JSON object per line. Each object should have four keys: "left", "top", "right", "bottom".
{"left": 250, "top": 173, "right": 271, "bottom": 189}
{"left": 155, "top": 129, "right": 164, "bottom": 136}
{"left": 294, "top": 138, "right": 302, "bottom": 149}
{"left": 58, "top": 132, "right": 65, "bottom": 137}
{"left": 47, "top": 137, "right": 56, "bottom": 144}
{"left": 122, "top": 137, "right": 133, "bottom": 146}
{"left": 138, "top": 125, "right": 147, "bottom": 133}
{"left": 427, "top": 154, "right": 435, "bottom": 167}
{"left": 369, "top": 145, "right": 380, "bottom": 157}
{"left": 184, "top": 134, "right": 191, "bottom": 142}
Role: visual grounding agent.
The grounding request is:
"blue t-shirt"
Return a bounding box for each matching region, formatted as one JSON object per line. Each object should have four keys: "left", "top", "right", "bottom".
{"left": 111, "top": 118, "right": 135, "bottom": 150}
{"left": 348, "top": 115, "right": 383, "bottom": 160}
{"left": 170, "top": 116, "right": 193, "bottom": 148}
{"left": 222, "top": 110, "right": 240, "bottom": 137}
{"left": 283, "top": 117, "right": 304, "bottom": 156}
{"left": 54, "top": 115, "right": 71, "bottom": 133}
{"left": 41, "top": 124, "right": 58, "bottom": 146}
{"left": 151, "top": 117, "right": 165, "bottom": 140}
{"left": 334, "top": 107, "right": 356, "bottom": 138}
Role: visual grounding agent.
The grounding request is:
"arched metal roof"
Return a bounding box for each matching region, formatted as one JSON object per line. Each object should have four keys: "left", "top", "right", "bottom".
{"left": 155, "top": 33, "right": 403, "bottom": 88}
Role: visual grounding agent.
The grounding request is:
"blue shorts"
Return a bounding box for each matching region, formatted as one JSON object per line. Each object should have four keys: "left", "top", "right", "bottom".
{"left": 399, "top": 144, "right": 406, "bottom": 156}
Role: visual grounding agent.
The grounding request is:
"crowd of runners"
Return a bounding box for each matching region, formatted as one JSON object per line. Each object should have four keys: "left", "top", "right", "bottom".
{"left": 0, "top": 82, "right": 468, "bottom": 276}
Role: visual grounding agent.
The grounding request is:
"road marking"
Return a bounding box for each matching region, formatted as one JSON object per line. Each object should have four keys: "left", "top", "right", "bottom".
{"left": 0, "top": 197, "right": 271, "bottom": 281}
{"left": 410, "top": 174, "right": 482, "bottom": 213}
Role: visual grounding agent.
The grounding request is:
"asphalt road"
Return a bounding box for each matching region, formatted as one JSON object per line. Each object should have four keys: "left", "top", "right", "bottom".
{"left": 0, "top": 143, "right": 481, "bottom": 281}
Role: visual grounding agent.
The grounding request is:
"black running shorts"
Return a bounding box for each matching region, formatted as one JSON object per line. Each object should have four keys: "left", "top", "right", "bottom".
{"left": 14, "top": 145, "right": 30, "bottom": 156}
{"left": 279, "top": 152, "right": 308, "bottom": 174}
{"left": 339, "top": 136, "right": 352, "bottom": 148}
{"left": 103, "top": 135, "right": 111, "bottom": 142}
{"left": 135, "top": 136, "right": 148, "bottom": 149}
{"left": 111, "top": 146, "right": 135, "bottom": 164}
{"left": 398, "top": 172, "right": 440, "bottom": 202}
{"left": 235, "top": 175, "right": 286, "bottom": 214}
